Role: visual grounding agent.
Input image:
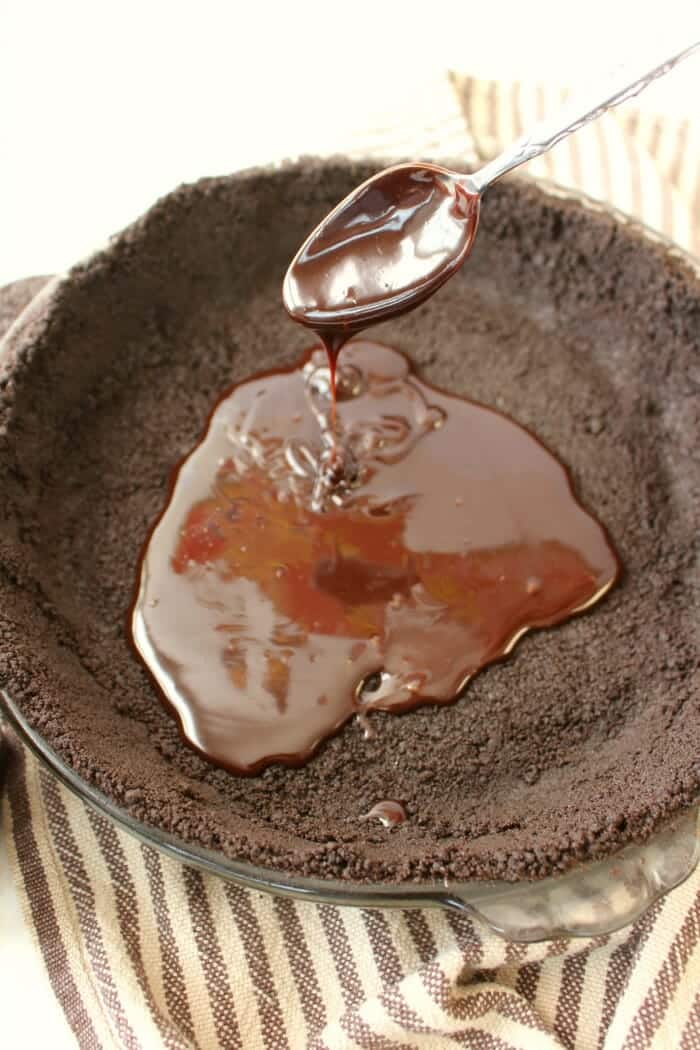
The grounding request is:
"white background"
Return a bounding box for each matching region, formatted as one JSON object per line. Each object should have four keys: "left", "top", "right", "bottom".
{"left": 1, "top": 2, "right": 699, "bottom": 1046}
{"left": 1, "top": 0, "right": 698, "bottom": 285}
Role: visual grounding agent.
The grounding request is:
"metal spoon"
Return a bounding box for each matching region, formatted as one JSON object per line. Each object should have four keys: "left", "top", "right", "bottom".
{"left": 284, "top": 41, "right": 699, "bottom": 342}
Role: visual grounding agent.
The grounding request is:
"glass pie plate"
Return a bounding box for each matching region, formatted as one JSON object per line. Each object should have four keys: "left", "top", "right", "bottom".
{"left": 2, "top": 689, "right": 699, "bottom": 943}
{"left": 1, "top": 170, "right": 699, "bottom": 943}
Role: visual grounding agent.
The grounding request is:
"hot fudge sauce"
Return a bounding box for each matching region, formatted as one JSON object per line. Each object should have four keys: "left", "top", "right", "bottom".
{"left": 132, "top": 163, "right": 620, "bottom": 778}
{"left": 131, "top": 340, "right": 619, "bottom": 773}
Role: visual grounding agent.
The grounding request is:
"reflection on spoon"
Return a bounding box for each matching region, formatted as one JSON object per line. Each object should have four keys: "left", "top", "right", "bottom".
{"left": 283, "top": 163, "right": 479, "bottom": 356}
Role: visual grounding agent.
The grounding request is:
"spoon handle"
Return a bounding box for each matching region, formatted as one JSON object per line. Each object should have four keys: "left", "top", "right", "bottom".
{"left": 467, "top": 40, "right": 700, "bottom": 195}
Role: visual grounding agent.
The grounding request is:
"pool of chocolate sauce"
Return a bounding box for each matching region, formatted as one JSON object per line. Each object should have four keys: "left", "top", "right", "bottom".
{"left": 132, "top": 340, "right": 617, "bottom": 773}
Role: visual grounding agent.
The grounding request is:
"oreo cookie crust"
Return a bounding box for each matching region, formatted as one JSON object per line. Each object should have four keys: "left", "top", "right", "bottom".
{"left": 1, "top": 163, "right": 698, "bottom": 882}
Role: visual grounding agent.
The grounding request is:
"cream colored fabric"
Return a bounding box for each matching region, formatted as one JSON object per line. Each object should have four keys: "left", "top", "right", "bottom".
{"left": 4, "top": 744, "right": 700, "bottom": 1049}
{"left": 451, "top": 73, "right": 700, "bottom": 257}
{"left": 3, "top": 74, "right": 700, "bottom": 1049}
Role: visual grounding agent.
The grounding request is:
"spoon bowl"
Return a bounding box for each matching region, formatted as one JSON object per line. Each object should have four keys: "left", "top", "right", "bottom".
{"left": 283, "top": 41, "right": 698, "bottom": 340}
{"left": 283, "top": 163, "right": 480, "bottom": 341}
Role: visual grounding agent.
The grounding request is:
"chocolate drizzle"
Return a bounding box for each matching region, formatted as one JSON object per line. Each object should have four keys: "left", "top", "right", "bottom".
{"left": 131, "top": 340, "right": 619, "bottom": 773}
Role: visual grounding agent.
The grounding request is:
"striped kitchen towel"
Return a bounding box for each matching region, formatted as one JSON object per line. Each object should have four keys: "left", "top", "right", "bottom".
{"left": 4, "top": 735, "right": 700, "bottom": 1049}
{"left": 2, "top": 71, "right": 700, "bottom": 1049}
{"left": 451, "top": 73, "right": 700, "bottom": 258}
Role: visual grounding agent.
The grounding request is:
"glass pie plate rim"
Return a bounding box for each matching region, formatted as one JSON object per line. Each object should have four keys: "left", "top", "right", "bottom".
{"left": 1, "top": 172, "right": 699, "bottom": 943}
{"left": 3, "top": 687, "right": 699, "bottom": 944}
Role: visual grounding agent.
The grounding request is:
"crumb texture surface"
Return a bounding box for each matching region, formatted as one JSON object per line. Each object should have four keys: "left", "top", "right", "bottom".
{"left": 1, "top": 165, "right": 699, "bottom": 883}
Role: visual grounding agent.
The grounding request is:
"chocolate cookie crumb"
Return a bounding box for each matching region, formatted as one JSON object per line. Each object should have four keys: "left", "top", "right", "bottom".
{"left": 1, "top": 163, "right": 698, "bottom": 883}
